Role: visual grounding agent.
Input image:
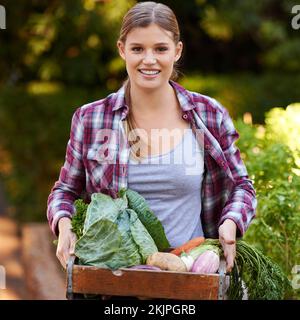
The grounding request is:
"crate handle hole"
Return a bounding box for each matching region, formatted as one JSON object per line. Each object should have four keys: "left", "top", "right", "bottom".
{"left": 112, "top": 270, "right": 123, "bottom": 277}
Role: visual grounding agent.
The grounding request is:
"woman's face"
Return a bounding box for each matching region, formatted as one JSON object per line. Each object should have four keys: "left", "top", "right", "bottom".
{"left": 117, "top": 23, "right": 183, "bottom": 90}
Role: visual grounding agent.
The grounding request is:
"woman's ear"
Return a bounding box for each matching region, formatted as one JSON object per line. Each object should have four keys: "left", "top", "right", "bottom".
{"left": 117, "top": 41, "right": 126, "bottom": 60}
{"left": 174, "top": 41, "right": 183, "bottom": 62}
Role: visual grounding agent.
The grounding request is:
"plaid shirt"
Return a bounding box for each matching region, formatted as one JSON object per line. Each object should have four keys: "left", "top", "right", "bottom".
{"left": 47, "top": 81, "right": 257, "bottom": 237}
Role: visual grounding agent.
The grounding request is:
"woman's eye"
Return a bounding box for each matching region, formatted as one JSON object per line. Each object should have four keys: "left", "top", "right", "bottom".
{"left": 131, "top": 47, "right": 142, "bottom": 52}
{"left": 157, "top": 47, "right": 168, "bottom": 52}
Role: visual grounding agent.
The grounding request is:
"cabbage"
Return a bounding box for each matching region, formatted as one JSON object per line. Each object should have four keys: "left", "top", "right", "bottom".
{"left": 74, "top": 192, "right": 158, "bottom": 270}
{"left": 122, "top": 188, "right": 170, "bottom": 251}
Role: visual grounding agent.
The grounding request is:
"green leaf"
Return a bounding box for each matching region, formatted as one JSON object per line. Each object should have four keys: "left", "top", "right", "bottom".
{"left": 71, "top": 199, "right": 88, "bottom": 239}
{"left": 127, "top": 208, "right": 158, "bottom": 263}
{"left": 83, "top": 193, "right": 122, "bottom": 233}
{"left": 125, "top": 188, "right": 171, "bottom": 251}
{"left": 74, "top": 191, "right": 158, "bottom": 270}
{"left": 75, "top": 219, "right": 122, "bottom": 268}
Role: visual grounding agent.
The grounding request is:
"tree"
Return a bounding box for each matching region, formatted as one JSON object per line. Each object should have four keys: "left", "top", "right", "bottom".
{"left": 0, "top": 0, "right": 135, "bottom": 86}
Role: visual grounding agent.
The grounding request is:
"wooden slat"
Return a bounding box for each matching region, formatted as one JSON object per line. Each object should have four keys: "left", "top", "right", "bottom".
{"left": 72, "top": 266, "right": 220, "bottom": 300}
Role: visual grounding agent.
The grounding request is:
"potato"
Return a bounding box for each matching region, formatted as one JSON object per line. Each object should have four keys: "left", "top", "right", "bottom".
{"left": 146, "top": 252, "right": 187, "bottom": 272}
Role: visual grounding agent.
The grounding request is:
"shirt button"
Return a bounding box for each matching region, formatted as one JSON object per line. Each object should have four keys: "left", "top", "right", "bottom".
{"left": 121, "top": 165, "right": 126, "bottom": 176}
{"left": 205, "top": 144, "right": 210, "bottom": 150}
{"left": 221, "top": 161, "right": 226, "bottom": 167}
{"left": 182, "top": 114, "right": 188, "bottom": 120}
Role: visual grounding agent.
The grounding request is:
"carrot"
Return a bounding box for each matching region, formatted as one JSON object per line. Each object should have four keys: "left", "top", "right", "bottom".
{"left": 170, "top": 237, "right": 205, "bottom": 256}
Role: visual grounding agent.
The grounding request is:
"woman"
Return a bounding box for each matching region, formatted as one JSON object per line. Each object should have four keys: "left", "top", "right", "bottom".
{"left": 47, "top": 1, "right": 257, "bottom": 273}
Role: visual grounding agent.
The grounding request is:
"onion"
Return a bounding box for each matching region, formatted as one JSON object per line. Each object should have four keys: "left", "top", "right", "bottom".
{"left": 129, "top": 264, "right": 161, "bottom": 271}
{"left": 180, "top": 254, "right": 195, "bottom": 271}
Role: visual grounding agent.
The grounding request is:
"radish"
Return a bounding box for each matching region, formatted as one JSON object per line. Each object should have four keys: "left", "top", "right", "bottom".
{"left": 191, "top": 250, "right": 220, "bottom": 274}
{"left": 179, "top": 243, "right": 220, "bottom": 271}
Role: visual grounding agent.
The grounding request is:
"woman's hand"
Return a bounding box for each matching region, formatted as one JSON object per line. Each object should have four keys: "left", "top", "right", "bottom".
{"left": 218, "top": 219, "right": 237, "bottom": 273}
{"left": 56, "top": 217, "right": 77, "bottom": 269}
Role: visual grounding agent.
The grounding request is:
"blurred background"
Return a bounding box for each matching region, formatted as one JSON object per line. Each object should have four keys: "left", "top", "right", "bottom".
{"left": 0, "top": 0, "right": 299, "bottom": 299}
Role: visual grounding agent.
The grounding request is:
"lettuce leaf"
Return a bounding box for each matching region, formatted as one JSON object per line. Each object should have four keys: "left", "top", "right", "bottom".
{"left": 75, "top": 219, "right": 122, "bottom": 268}
{"left": 127, "top": 208, "right": 158, "bottom": 262}
{"left": 123, "top": 188, "right": 170, "bottom": 251}
{"left": 74, "top": 192, "right": 158, "bottom": 269}
{"left": 83, "top": 193, "right": 123, "bottom": 232}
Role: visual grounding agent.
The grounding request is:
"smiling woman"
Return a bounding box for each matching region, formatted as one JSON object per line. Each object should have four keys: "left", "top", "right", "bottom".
{"left": 47, "top": 1, "right": 257, "bottom": 282}
{"left": 117, "top": 23, "right": 182, "bottom": 90}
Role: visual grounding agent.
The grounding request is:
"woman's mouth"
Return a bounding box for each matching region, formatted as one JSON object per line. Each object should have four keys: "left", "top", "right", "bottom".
{"left": 138, "top": 69, "right": 161, "bottom": 78}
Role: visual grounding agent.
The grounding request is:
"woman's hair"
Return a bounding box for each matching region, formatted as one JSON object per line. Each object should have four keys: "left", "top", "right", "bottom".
{"left": 119, "top": 2, "right": 180, "bottom": 44}
{"left": 120, "top": 2, "right": 182, "bottom": 162}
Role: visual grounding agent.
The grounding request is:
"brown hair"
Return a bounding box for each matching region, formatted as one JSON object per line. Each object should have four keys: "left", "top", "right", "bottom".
{"left": 119, "top": 2, "right": 182, "bottom": 161}
{"left": 119, "top": 2, "right": 180, "bottom": 42}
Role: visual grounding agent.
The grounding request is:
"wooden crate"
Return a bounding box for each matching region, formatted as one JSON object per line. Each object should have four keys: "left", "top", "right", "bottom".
{"left": 66, "top": 256, "right": 229, "bottom": 300}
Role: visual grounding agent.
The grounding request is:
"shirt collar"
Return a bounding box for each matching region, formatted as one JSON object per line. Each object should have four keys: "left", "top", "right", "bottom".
{"left": 111, "top": 80, "right": 197, "bottom": 113}
{"left": 111, "top": 84, "right": 127, "bottom": 112}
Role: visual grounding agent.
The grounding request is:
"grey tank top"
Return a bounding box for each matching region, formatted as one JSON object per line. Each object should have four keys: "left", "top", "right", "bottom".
{"left": 127, "top": 126, "right": 205, "bottom": 247}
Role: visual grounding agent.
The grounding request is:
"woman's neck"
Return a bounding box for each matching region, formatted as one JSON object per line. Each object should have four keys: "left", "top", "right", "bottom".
{"left": 129, "top": 81, "right": 178, "bottom": 120}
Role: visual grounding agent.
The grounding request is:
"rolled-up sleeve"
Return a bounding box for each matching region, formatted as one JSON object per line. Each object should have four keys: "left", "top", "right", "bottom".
{"left": 218, "top": 108, "right": 257, "bottom": 237}
{"left": 47, "top": 107, "right": 85, "bottom": 236}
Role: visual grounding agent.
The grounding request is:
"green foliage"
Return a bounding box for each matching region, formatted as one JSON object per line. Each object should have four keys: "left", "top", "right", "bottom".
{"left": 72, "top": 199, "right": 88, "bottom": 239}
{"left": 205, "top": 239, "right": 291, "bottom": 300}
{"left": 0, "top": 83, "right": 107, "bottom": 222}
{"left": 264, "top": 104, "right": 300, "bottom": 170}
{"left": 1, "top": 0, "right": 299, "bottom": 86}
{"left": 196, "top": 0, "right": 300, "bottom": 72}
{"left": 180, "top": 73, "right": 300, "bottom": 124}
{"left": 0, "top": 0, "right": 135, "bottom": 86}
{"left": 234, "top": 240, "right": 291, "bottom": 300}
{"left": 234, "top": 104, "right": 300, "bottom": 298}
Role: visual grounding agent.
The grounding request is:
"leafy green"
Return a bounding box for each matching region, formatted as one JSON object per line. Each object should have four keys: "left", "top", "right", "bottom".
{"left": 122, "top": 188, "right": 170, "bottom": 251}
{"left": 204, "top": 239, "right": 291, "bottom": 300}
{"left": 235, "top": 108, "right": 300, "bottom": 299}
{"left": 234, "top": 240, "right": 291, "bottom": 300}
{"left": 83, "top": 193, "right": 124, "bottom": 232}
{"left": 75, "top": 219, "right": 122, "bottom": 268}
{"left": 74, "top": 192, "right": 158, "bottom": 269}
{"left": 71, "top": 199, "right": 88, "bottom": 239}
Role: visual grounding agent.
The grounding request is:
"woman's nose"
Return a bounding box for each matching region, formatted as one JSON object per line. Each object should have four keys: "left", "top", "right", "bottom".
{"left": 142, "top": 52, "right": 157, "bottom": 64}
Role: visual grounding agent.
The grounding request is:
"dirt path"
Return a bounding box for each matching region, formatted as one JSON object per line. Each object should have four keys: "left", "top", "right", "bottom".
{"left": 0, "top": 216, "right": 66, "bottom": 300}
{"left": 22, "top": 223, "right": 66, "bottom": 299}
{"left": 0, "top": 217, "right": 27, "bottom": 299}
{"left": 0, "top": 178, "right": 67, "bottom": 300}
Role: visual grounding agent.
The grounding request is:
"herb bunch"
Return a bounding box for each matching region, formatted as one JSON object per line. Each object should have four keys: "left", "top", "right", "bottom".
{"left": 205, "top": 239, "right": 291, "bottom": 299}
{"left": 71, "top": 199, "right": 88, "bottom": 239}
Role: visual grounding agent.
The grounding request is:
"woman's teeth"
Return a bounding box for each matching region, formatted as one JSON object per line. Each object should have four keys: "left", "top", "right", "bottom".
{"left": 139, "top": 70, "right": 160, "bottom": 75}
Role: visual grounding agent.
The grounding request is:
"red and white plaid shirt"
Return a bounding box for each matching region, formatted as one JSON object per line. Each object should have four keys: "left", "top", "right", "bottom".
{"left": 47, "top": 81, "right": 257, "bottom": 237}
